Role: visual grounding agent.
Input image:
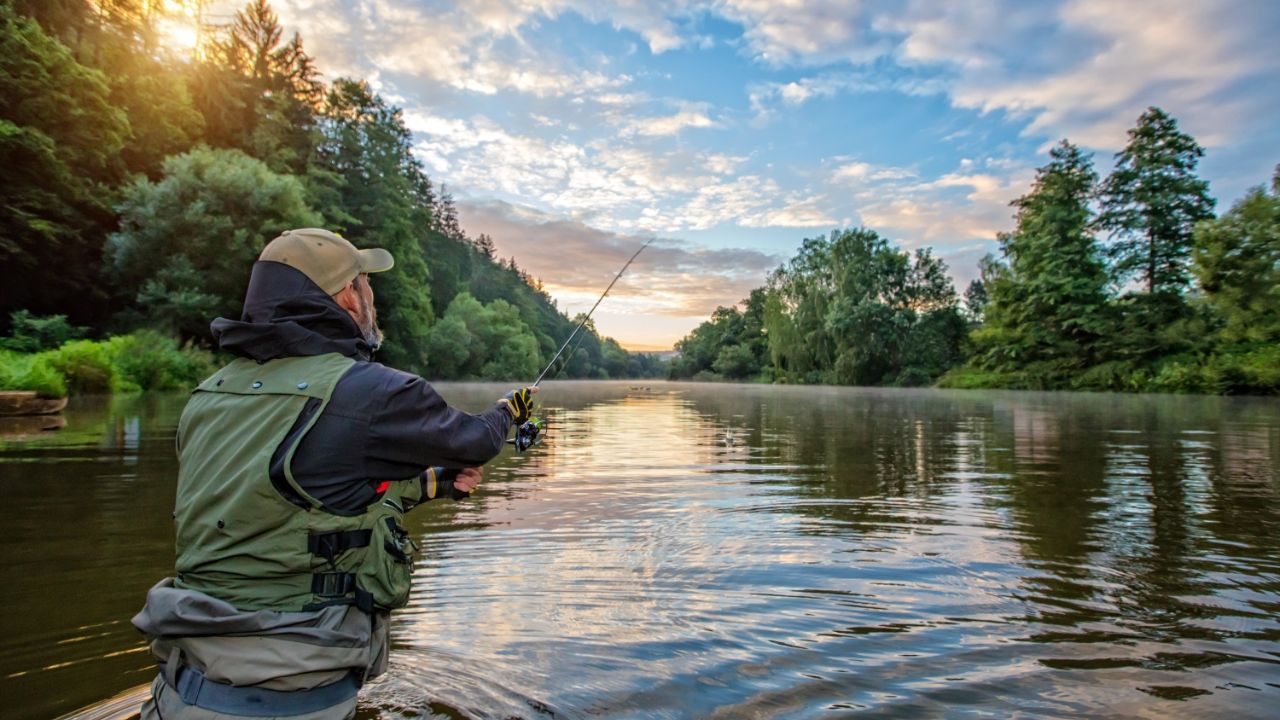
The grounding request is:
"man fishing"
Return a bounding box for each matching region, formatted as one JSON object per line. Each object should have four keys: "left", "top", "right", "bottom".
{"left": 132, "top": 228, "right": 535, "bottom": 719}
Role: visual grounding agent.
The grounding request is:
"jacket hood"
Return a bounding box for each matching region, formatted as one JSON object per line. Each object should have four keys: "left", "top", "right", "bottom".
{"left": 211, "top": 261, "right": 373, "bottom": 362}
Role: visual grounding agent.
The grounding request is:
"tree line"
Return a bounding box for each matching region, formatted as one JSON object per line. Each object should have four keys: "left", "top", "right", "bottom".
{"left": 1, "top": 0, "right": 665, "bottom": 382}
{"left": 670, "top": 108, "right": 1278, "bottom": 395}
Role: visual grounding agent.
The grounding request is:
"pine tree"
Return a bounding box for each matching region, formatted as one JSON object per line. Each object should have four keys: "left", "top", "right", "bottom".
{"left": 976, "top": 141, "right": 1110, "bottom": 381}
{"left": 436, "top": 184, "right": 464, "bottom": 240}
{"left": 1097, "top": 107, "right": 1215, "bottom": 295}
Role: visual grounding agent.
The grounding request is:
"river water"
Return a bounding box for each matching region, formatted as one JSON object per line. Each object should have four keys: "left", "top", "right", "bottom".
{"left": 1, "top": 382, "right": 1278, "bottom": 719}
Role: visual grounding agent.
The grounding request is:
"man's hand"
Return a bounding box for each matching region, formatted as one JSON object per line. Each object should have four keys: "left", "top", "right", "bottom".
{"left": 437, "top": 466, "right": 483, "bottom": 500}
{"left": 499, "top": 386, "right": 539, "bottom": 424}
{"left": 453, "top": 467, "right": 482, "bottom": 494}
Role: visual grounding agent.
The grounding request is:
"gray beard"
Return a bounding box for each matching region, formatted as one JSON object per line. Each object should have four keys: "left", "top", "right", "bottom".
{"left": 356, "top": 300, "right": 383, "bottom": 352}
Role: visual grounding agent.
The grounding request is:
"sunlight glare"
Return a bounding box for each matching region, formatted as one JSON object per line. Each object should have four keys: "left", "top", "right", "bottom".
{"left": 157, "top": 17, "right": 199, "bottom": 52}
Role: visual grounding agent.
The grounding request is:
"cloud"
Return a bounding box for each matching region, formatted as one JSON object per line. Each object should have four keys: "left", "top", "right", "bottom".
{"left": 882, "top": 0, "right": 1280, "bottom": 149}
{"left": 832, "top": 160, "right": 917, "bottom": 183}
{"left": 849, "top": 162, "right": 1033, "bottom": 246}
{"left": 262, "top": 0, "right": 636, "bottom": 99}
{"left": 456, "top": 199, "right": 783, "bottom": 318}
{"left": 735, "top": 1, "right": 1277, "bottom": 153}
{"left": 621, "top": 109, "right": 717, "bottom": 137}
{"left": 717, "top": 0, "right": 889, "bottom": 65}
{"left": 747, "top": 71, "right": 947, "bottom": 120}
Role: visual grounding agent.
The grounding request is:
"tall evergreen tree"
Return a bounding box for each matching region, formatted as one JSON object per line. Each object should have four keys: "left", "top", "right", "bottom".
{"left": 201, "top": 0, "right": 323, "bottom": 172}
{"left": 976, "top": 141, "right": 1109, "bottom": 381}
{"left": 1097, "top": 107, "right": 1215, "bottom": 295}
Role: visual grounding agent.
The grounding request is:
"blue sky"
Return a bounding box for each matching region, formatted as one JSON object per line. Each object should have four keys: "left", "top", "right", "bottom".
{"left": 204, "top": 0, "right": 1280, "bottom": 349}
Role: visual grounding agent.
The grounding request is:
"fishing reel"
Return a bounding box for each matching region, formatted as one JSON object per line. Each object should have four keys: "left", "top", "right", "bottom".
{"left": 509, "top": 416, "right": 545, "bottom": 453}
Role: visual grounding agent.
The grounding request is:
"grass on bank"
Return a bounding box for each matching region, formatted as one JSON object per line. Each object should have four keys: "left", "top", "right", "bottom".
{"left": 0, "top": 331, "right": 216, "bottom": 398}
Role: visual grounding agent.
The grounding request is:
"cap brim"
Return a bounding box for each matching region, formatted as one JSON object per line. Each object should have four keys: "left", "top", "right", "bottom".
{"left": 358, "top": 248, "right": 395, "bottom": 274}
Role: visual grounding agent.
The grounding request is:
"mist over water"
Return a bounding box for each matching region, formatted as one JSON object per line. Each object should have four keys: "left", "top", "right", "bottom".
{"left": 3, "top": 382, "right": 1278, "bottom": 719}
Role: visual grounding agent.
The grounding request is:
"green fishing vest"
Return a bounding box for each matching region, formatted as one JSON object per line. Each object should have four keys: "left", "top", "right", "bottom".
{"left": 172, "top": 352, "right": 424, "bottom": 613}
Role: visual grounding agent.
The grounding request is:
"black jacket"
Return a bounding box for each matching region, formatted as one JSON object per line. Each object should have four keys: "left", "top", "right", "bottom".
{"left": 211, "top": 261, "right": 513, "bottom": 513}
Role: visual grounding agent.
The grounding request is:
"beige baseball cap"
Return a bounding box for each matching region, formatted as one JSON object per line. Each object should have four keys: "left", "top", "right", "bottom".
{"left": 259, "top": 228, "right": 394, "bottom": 295}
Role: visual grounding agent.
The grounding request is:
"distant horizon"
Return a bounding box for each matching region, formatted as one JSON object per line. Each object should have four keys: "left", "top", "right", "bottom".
{"left": 195, "top": 0, "right": 1279, "bottom": 347}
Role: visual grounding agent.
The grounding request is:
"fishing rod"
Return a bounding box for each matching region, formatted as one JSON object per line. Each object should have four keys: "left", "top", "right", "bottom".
{"left": 509, "top": 238, "right": 654, "bottom": 452}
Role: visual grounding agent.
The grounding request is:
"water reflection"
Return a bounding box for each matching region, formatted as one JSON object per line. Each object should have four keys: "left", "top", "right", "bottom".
{"left": 3, "top": 383, "right": 1278, "bottom": 719}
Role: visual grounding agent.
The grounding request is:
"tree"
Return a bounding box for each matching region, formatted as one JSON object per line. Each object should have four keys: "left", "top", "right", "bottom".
{"left": 311, "top": 79, "right": 436, "bottom": 370}
{"left": 199, "top": 0, "right": 323, "bottom": 172}
{"left": 1193, "top": 167, "right": 1280, "bottom": 343}
{"left": 425, "top": 293, "right": 541, "bottom": 380}
{"left": 106, "top": 146, "right": 322, "bottom": 338}
{"left": 1097, "top": 107, "right": 1215, "bottom": 295}
{"left": 0, "top": 5, "right": 130, "bottom": 326}
{"left": 963, "top": 278, "right": 988, "bottom": 323}
{"left": 975, "top": 141, "right": 1110, "bottom": 381}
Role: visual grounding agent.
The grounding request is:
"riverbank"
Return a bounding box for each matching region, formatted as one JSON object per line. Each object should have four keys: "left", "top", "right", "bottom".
{"left": 937, "top": 343, "right": 1280, "bottom": 395}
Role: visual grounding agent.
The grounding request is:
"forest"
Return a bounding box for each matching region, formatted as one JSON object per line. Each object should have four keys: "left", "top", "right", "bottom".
{"left": 1, "top": 0, "right": 666, "bottom": 396}
{"left": 668, "top": 111, "right": 1279, "bottom": 395}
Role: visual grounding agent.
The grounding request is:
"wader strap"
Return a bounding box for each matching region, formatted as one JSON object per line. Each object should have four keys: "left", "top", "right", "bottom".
{"left": 311, "top": 572, "right": 357, "bottom": 598}
{"left": 168, "top": 665, "right": 361, "bottom": 715}
{"left": 308, "top": 529, "right": 373, "bottom": 563}
{"left": 162, "top": 646, "right": 182, "bottom": 690}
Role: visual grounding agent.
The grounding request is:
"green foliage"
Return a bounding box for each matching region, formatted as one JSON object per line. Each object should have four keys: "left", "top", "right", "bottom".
{"left": 104, "top": 331, "right": 217, "bottom": 392}
{"left": 1097, "top": 107, "right": 1215, "bottom": 295}
{"left": 0, "top": 311, "right": 85, "bottom": 352}
{"left": 1193, "top": 169, "right": 1280, "bottom": 344}
{"left": 673, "top": 230, "right": 965, "bottom": 386}
{"left": 43, "top": 340, "right": 116, "bottom": 394}
{"left": 107, "top": 146, "right": 323, "bottom": 337}
{"left": 426, "top": 293, "right": 542, "bottom": 380}
{"left": 0, "top": 350, "right": 67, "bottom": 398}
{"left": 0, "top": 5, "right": 129, "bottom": 323}
{"left": 0, "top": 331, "right": 217, "bottom": 398}
{"left": 973, "top": 141, "right": 1110, "bottom": 380}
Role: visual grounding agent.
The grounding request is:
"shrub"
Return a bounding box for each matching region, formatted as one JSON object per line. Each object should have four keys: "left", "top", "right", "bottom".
{"left": 105, "top": 331, "right": 216, "bottom": 391}
{"left": 44, "top": 340, "right": 116, "bottom": 394}
{"left": 1211, "top": 345, "right": 1280, "bottom": 395}
{"left": 1071, "top": 360, "right": 1140, "bottom": 392}
{"left": 936, "top": 366, "right": 1014, "bottom": 389}
{"left": 0, "top": 350, "right": 68, "bottom": 398}
{"left": 0, "top": 311, "right": 86, "bottom": 353}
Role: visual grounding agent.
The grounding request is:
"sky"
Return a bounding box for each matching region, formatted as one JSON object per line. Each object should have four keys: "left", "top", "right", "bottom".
{"left": 198, "top": 0, "right": 1280, "bottom": 350}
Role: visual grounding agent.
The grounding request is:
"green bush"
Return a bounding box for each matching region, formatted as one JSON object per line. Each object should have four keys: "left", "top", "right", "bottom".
{"left": 936, "top": 366, "right": 1015, "bottom": 389}
{"left": 105, "top": 331, "right": 216, "bottom": 391}
{"left": 1071, "top": 360, "right": 1141, "bottom": 392}
{"left": 1211, "top": 345, "right": 1280, "bottom": 395}
{"left": 44, "top": 340, "right": 117, "bottom": 394}
{"left": 0, "top": 311, "right": 86, "bottom": 353}
{"left": 0, "top": 351, "right": 68, "bottom": 398}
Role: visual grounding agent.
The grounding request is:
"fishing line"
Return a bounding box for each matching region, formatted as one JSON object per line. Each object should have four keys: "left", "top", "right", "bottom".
{"left": 509, "top": 238, "right": 653, "bottom": 452}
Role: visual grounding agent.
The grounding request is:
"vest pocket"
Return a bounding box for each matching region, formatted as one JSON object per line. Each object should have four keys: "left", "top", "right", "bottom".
{"left": 358, "top": 514, "right": 417, "bottom": 610}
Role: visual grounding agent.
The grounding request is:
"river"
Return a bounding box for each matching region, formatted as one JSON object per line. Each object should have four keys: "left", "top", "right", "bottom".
{"left": 1, "top": 382, "right": 1277, "bottom": 719}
